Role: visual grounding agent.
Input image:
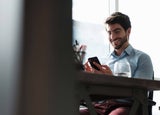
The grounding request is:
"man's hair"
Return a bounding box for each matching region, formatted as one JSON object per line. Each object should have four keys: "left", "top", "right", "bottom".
{"left": 105, "top": 12, "right": 131, "bottom": 31}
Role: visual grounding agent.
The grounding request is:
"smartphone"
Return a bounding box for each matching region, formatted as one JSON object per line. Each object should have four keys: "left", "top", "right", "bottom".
{"left": 88, "top": 56, "right": 101, "bottom": 70}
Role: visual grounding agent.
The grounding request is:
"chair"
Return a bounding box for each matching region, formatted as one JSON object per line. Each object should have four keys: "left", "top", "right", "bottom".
{"left": 148, "top": 72, "right": 156, "bottom": 115}
{"left": 148, "top": 90, "right": 156, "bottom": 115}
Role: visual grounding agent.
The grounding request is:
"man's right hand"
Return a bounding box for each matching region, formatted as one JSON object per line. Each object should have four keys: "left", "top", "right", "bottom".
{"left": 84, "top": 61, "right": 113, "bottom": 75}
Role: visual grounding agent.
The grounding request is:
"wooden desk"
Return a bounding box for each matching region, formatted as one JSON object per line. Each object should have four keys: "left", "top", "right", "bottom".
{"left": 77, "top": 72, "right": 160, "bottom": 115}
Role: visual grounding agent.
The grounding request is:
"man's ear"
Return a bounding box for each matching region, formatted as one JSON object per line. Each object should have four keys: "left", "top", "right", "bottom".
{"left": 126, "top": 28, "right": 131, "bottom": 39}
{"left": 127, "top": 28, "right": 131, "bottom": 35}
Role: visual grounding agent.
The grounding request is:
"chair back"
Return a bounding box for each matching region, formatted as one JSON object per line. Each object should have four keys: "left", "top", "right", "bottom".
{"left": 148, "top": 72, "right": 156, "bottom": 115}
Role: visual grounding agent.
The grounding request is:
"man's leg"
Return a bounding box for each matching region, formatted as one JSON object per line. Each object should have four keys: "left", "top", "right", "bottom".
{"left": 109, "top": 107, "right": 130, "bottom": 115}
{"left": 80, "top": 109, "right": 90, "bottom": 115}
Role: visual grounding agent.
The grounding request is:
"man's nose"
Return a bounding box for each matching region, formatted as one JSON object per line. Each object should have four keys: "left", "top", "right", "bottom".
{"left": 110, "top": 33, "right": 116, "bottom": 41}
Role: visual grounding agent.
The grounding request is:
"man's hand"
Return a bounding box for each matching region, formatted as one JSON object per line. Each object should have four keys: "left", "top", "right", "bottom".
{"left": 84, "top": 61, "right": 113, "bottom": 75}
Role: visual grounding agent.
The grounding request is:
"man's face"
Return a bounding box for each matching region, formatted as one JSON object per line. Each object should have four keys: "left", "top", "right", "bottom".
{"left": 105, "top": 23, "right": 130, "bottom": 49}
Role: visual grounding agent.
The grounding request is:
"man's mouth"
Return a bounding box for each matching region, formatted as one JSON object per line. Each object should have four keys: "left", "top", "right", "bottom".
{"left": 112, "top": 39, "right": 120, "bottom": 45}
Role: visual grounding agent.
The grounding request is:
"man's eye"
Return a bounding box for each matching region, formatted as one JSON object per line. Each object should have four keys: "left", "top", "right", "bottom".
{"left": 108, "top": 31, "right": 111, "bottom": 35}
{"left": 115, "top": 30, "right": 120, "bottom": 34}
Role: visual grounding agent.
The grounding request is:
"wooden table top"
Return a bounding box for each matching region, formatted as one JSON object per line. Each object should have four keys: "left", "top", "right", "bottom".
{"left": 78, "top": 72, "right": 160, "bottom": 91}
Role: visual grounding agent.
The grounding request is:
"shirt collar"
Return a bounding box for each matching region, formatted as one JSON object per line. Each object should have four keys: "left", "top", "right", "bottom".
{"left": 125, "top": 44, "right": 133, "bottom": 55}
{"left": 110, "top": 44, "right": 133, "bottom": 57}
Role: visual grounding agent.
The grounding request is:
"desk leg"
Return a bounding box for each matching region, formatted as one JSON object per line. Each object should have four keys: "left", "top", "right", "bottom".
{"left": 142, "top": 96, "right": 148, "bottom": 115}
{"left": 78, "top": 85, "right": 97, "bottom": 115}
{"left": 129, "top": 100, "right": 140, "bottom": 115}
{"left": 130, "top": 88, "right": 148, "bottom": 115}
{"left": 84, "top": 94, "right": 97, "bottom": 115}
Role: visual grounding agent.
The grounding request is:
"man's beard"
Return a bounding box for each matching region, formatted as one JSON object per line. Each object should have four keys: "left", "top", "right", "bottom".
{"left": 114, "top": 35, "right": 128, "bottom": 49}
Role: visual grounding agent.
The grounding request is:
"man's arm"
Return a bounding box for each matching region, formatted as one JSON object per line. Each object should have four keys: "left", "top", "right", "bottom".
{"left": 134, "top": 54, "right": 154, "bottom": 80}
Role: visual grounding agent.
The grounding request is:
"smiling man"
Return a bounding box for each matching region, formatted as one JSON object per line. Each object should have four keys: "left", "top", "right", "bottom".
{"left": 104, "top": 12, "right": 153, "bottom": 79}
{"left": 81, "top": 12, "right": 154, "bottom": 115}
{"left": 105, "top": 12, "right": 131, "bottom": 56}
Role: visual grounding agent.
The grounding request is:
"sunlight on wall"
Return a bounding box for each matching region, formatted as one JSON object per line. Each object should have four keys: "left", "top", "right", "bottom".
{"left": 72, "top": 0, "right": 108, "bottom": 24}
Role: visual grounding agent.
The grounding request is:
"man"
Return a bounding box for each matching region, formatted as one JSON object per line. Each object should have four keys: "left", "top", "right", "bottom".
{"left": 81, "top": 12, "right": 154, "bottom": 115}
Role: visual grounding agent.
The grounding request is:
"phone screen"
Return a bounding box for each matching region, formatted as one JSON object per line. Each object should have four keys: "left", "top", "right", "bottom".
{"left": 88, "top": 56, "right": 101, "bottom": 70}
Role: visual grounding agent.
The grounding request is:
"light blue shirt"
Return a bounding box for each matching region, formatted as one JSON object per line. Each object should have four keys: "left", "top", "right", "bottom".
{"left": 106, "top": 44, "right": 154, "bottom": 80}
